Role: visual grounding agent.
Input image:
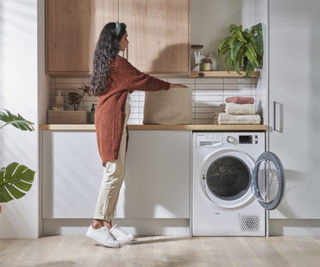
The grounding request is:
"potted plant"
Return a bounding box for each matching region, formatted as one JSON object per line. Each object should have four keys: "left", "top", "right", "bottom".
{"left": 67, "top": 85, "right": 92, "bottom": 110}
{"left": 0, "top": 109, "right": 35, "bottom": 213}
{"left": 218, "top": 23, "right": 263, "bottom": 78}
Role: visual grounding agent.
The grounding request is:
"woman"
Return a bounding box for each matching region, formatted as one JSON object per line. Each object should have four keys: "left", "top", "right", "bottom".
{"left": 86, "top": 21, "right": 187, "bottom": 248}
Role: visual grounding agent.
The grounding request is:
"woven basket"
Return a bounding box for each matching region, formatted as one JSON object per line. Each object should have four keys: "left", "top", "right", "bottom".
{"left": 47, "top": 110, "right": 88, "bottom": 124}
{"left": 143, "top": 87, "right": 193, "bottom": 125}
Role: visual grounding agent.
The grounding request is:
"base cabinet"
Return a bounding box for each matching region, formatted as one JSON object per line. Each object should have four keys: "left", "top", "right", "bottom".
{"left": 116, "top": 130, "right": 190, "bottom": 219}
{"left": 41, "top": 130, "right": 190, "bottom": 219}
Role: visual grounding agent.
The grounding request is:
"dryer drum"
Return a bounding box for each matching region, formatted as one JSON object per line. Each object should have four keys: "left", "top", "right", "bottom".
{"left": 206, "top": 156, "right": 250, "bottom": 201}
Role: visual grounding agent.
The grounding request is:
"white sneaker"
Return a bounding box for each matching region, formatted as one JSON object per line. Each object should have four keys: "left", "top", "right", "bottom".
{"left": 110, "top": 224, "right": 135, "bottom": 241}
{"left": 86, "top": 225, "right": 121, "bottom": 248}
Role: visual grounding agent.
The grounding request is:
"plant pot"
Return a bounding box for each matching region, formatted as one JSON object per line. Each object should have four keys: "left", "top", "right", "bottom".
{"left": 242, "top": 57, "right": 248, "bottom": 71}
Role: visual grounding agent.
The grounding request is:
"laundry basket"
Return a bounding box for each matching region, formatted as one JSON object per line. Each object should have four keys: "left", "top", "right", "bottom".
{"left": 143, "top": 87, "right": 193, "bottom": 125}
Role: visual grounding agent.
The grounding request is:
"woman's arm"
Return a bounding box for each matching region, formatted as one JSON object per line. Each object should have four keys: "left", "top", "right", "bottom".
{"left": 119, "top": 57, "right": 188, "bottom": 92}
{"left": 170, "top": 84, "right": 188, "bottom": 88}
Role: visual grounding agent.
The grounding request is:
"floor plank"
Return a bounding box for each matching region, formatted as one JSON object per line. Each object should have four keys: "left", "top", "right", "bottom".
{"left": 0, "top": 236, "right": 320, "bottom": 266}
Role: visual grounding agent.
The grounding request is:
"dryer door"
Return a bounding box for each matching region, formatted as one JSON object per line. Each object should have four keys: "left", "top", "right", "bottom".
{"left": 200, "top": 149, "right": 255, "bottom": 208}
{"left": 251, "top": 151, "right": 285, "bottom": 210}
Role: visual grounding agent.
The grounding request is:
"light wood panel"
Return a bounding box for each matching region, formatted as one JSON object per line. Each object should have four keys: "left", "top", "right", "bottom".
{"left": 120, "top": 0, "right": 190, "bottom": 74}
{"left": 190, "top": 71, "right": 261, "bottom": 78}
{"left": 46, "top": 0, "right": 118, "bottom": 75}
{"left": 39, "top": 124, "right": 268, "bottom": 131}
{"left": 1, "top": 236, "right": 320, "bottom": 266}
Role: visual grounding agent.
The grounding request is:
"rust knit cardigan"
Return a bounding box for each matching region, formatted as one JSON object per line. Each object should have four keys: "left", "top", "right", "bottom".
{"left": 95, "top": 55, "right": 170, "bottom": 165}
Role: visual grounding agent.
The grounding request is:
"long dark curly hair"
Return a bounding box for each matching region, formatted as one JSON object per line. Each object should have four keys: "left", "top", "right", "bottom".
{"left": 91, "top": 22, "right": 127, "bottom": 96}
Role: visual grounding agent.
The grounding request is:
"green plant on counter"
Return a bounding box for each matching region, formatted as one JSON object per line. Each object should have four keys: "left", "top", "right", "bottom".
{"left": 0, "top": 109, "right": 35, "bottom": 213}
{"left": 218, "top": 23, "right": 263, "bottom": 78}
{"left": 68, "top": 85, "right": 92, "bottom": 110}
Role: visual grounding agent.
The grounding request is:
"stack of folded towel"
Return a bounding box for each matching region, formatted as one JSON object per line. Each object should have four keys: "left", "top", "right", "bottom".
{"left": 213, "top": 96, "right": 261, "bottom": 125}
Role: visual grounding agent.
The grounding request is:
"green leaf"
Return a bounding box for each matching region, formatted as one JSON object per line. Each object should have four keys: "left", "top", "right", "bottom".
{"left": 231, "top": 41, "right": 244, "bottom": 62}
{"left": 0, "top": 109, "right": 35, "bottom": 131}
{"left": 218, "top": 37, "right": 231, "bottom": 54}
{"left": 218, "top": 46, "right": 231, "bottom": 63}
{"left": 0, "top": 162, "right": 35, "bottom": 203}
{"left": 245, "top": 43, "right": 259, "bottom": 67}
{"left": 245, "top": 64, "right": 256, "bottom": 79}
{"left": 235, "top": 29, "right": 247, "bottom": 43}
{"left": 224, "top": 52, "right": 231, "bottom": 72}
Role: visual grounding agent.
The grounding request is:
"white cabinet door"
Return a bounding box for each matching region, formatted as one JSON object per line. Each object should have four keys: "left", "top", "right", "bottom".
{"left": 269, "top": 0, "right": 320, "bottom": 219}
{"left": 42, "top": 130, "right": 190, "bottom": 219}
{"left": 42, "top": 131, "right": 103, "bottom": 218}
{"left": 116, "top": 130, "right": 190, "bottom": 219}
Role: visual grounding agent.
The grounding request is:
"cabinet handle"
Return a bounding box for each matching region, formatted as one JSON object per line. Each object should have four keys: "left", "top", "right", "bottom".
{"left": 273, "top": 101, "right": 276, "bottom": 131}
{"left": 274, "top": 101, "right": 280, "bottom": 132}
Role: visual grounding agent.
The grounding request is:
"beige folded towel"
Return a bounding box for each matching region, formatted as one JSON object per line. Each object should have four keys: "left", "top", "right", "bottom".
{"left": 218, "top": 113, "right": 261, "bottom": 125}
{"left": 219, "top": 104, "right": 226, "bottom": 113}
{"left": 213, "top": 112, "right": 220, "bottom": 125}
{"left": 225, "top": 103, "right": 255, "bottom": 115}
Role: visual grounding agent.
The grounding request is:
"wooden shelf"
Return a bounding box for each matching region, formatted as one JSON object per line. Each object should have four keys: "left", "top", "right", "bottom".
{"left": 39, "top": 124, "right": 267, "bottom": 131}
{"left": 190, "top": 71, "right": 260, "bottom": 78}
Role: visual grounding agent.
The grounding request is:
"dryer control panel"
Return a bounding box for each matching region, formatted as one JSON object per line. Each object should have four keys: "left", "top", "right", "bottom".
{"left": 196, "top": 134, "right": 223, "bottom": 147}
{"left": 225, "top": 134, "right": 261, "bottom": 146}
{"left": 195, "top": 133, "right": 264, "bottom": 148}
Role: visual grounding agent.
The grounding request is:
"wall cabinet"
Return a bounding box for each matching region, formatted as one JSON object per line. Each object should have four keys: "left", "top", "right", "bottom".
{"left": 120, "top": 0, "right": 190, "bottom": 74}
{"left": 46, "top": 0, "right": 190, "bottom": 75}
{"left": 41, "top": 130, "right": 190, "bottom": 219}
{"left": 46, "top": 0, "right": 118, "bottom": 75}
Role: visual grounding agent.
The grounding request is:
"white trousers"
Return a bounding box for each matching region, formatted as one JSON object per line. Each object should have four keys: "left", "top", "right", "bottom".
{"left": 93, "top": 102, "right": 130, "bottom": 222}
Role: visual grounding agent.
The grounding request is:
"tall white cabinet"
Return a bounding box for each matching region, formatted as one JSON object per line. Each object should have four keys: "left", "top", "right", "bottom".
{"left": 268, "top": 0, "right": 320, "bottom": 234}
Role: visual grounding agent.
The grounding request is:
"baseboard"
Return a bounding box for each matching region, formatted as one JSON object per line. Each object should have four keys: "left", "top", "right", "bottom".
{"left": 42, "top": 218, "right": 190, "bottom": 236}
{"left": 269, "top": 219, "right": 320, "bottom": 236}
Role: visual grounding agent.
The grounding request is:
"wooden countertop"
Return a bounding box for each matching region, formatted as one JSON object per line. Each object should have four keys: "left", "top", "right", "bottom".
{"left": 39, "top": 124, "right": 267, "bottom": 131}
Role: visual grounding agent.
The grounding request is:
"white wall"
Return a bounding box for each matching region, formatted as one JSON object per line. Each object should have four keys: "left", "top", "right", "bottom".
{"left": 191, "top": 0, "right": 256, "bottom": 71}
{"left": 255, "top": 0, "right": 268, "bottom": 125}
{"left": 0, "top": 0, "right": 39, "bottom": 238}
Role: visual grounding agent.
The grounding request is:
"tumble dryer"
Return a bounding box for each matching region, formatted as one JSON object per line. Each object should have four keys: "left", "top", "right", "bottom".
{"left": 192, "top": 132, "right": 285, "bottom": 236}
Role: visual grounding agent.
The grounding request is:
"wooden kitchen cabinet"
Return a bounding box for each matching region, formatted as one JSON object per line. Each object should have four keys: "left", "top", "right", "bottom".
{"left": 46, "top": 0, "right": 190, "bottom": 75}
{"left": 120, "top": 0, "right": 190, "bottom": 75}
{"left": 46, "top": 0, "right": 118, "bottom": 75}
{"left": 41, "top": 130, "right": 189, "bottom": 219}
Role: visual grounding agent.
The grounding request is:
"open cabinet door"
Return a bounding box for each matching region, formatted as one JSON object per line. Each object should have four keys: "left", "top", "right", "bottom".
{"left": 251, "top": 152, "right": 285, "bottom": 210}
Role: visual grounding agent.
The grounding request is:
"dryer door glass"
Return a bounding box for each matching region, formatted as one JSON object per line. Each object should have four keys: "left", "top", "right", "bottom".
{"left": 251, "top": 151, "right": 285, "bottom": 210}
{"left": 206, "top": 156, "right": 250, "bottom": 201}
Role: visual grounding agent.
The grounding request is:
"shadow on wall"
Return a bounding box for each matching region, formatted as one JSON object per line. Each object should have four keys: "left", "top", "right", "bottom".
{"left": 142, "top": 43, "right": 190, "bottom": 74}
{"left": 0, "top": 2, "right": 4, "bottom": 161}
{"left": 271, "top": 169, "right": 307, "bottom": 219}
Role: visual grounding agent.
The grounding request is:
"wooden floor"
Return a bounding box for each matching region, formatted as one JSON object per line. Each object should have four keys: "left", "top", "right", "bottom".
{"left": 1, "top": 235, "right": 320, "bottom": 267}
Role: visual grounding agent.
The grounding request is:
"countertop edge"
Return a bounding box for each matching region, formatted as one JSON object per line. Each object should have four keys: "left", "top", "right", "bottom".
{"left": 39, "top": 124, "right": 267, "bottom": 131}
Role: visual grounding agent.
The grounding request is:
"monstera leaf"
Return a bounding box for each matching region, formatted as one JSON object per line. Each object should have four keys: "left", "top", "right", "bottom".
{"left": 0, "top": 162, "right": 35, "bottom": 203}
{"left": 0, "top": 109, "right": 35, "bottom": 131}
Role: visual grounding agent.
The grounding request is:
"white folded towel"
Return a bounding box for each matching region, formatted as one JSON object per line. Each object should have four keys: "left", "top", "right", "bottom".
{"left": 218, "top": 113, "right": 261, "bottom": 125}
{"left": 225, "top": 103, "right": 255, "bottom": 115}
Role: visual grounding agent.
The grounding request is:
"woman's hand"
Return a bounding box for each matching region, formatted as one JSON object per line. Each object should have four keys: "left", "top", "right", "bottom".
{"left": 170, "top": 83, "right": 188, "bottom": 88}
